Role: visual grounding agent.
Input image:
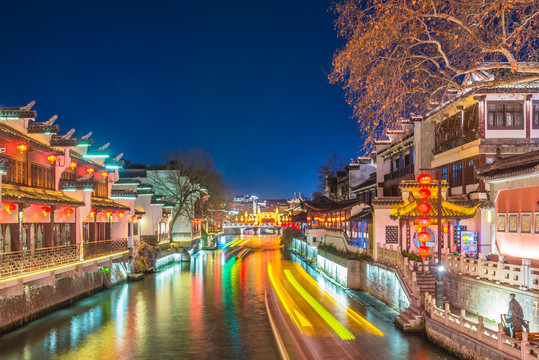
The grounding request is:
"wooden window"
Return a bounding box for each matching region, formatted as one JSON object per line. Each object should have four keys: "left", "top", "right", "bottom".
{"left": 93, "top": 180, "right": 108, "bottom": 198}
{"left": 385, "top": 226, "right": 398, "bottom": 244}
{"left": 31, "top": 163, "right": 54, "bottom": 189}
{"left": 487, "top": 102, "right": 524, "bottom": 129}
{"left": 451, "top": 162, "right": 463, "bottom": 187}
{"left": 441, "top": 166, "right": 448, "bottom": 182}
{"left": 61, "top": 169, "right": 76, "bottom": 180}
{"left": 463, "top": 156, "right": 479, "bottom": 184}
{"left": 533, "top": 102, "right": 539, "bottom": 129}
{"left": 463, "top": 104, "right": 479, "bottom": 132}
{"left": 4, "top": 157, "right": 27, "bottom": 185}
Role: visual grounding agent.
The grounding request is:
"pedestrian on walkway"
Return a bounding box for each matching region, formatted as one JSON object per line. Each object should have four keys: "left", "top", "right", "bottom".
{"left": 507, "top": 293, "right": 528, "bottom": 337}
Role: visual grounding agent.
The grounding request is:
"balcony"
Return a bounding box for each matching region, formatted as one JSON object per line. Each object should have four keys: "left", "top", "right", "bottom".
{"left": 0, "top": 238, "right": 128, "bottom": 279}
{"left": 434, "top": 131, "right": 480, "bottom": 155}
{"left": 383, "top": 164, "right": 414, "bottom": 182}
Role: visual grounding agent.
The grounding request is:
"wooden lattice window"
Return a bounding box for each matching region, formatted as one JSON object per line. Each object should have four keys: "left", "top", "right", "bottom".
{"left": 31, "top": 163, "right": 54, "bottom": 189}
{"left": 385, "top": 226, "right": 398, "bottom": 244}
{"left": 4, "top": 157, "right": 27, "bottom": 185}
{"left": 487, "top": 102, "right": 524, "bottom": 129}
{"left": 61, "top": 169, "right": 76, "bottom": 180}
{"left": 93, "top": 180, "right": 108, "bottom": 198}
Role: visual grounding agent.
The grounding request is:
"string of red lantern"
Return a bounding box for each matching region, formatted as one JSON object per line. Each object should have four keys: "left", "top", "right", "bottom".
{"left": 417, "top": 174, "right": 432, "bottom": 260}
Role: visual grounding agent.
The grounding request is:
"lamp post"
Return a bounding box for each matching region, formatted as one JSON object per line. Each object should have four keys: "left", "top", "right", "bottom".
{"left": 420, "top": 168, "right": 444, "bottom": 308}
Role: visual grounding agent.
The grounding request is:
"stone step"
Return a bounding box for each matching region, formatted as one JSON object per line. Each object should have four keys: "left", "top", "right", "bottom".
{"left": 399, "top": 311, "right": 414, "bottom": 324}
{"left": 407, "top": 305, "right": 423, "bottom": 317}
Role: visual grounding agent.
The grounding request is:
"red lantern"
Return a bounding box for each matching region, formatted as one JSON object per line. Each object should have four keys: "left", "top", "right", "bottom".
{"left": 417, "top": 202, "right": 431, "bottom": 214}
{"left": 418, "top": 188, "right": 431, "bottom": 200}
{"left": 3, "top": 203, "right": 16, "bottom": 214}
{"left": 64, "top": 208, "right": 74, "bottom": 217}
{"left": 47, "top": 155, "right": 57, "bottom": 164}
{"left": 70, "top": 162, "right": 77, "bottom": 170}
{"left": 41, "top": 206, "right": 51, "bottom": 216}
{"left": 105, "top": 210, "right": 112, "bottom": 217}
{"left": 418, "top": 231, "right": 431, "bottom": 243}
{"left": 418, "top": 245, "right": 431, "bottom": 259}
{"left": 137, "top": 216, "right": 142, "bottom": 220}
{"left": 16, "top": 144, "right": 27, "bottom": 154}
{"left": 101, "top": 172, "right": 108, "bottom": 178}
{"left": 443, "top": 225, "right": 449, "bottom": 233}
{"left": 417, "top": 217, "right": 431, "bottom": 228}
{"left": 87, "top": 168, "right": 95, "bottom": 174}
{"left": 119, "top": 211, "right": 124, "bottom": 218}
{"left": 307, "top": 216, "right": 311, "bottom": 222}
{"left": 90, "top": 209, "right": 97, "bottom": 217}
{"left": 418, "top": 173, "right": 432, "bottom": 186}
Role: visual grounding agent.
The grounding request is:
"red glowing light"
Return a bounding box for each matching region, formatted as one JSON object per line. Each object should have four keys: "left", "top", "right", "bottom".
{"left": 16, "top": 144, "right": 27, "bottom": 154}
{"left": 41, "top": 206, "right": 51, "bottom": 216}
{"left": 418, "top": 231, "right": 431, "bottom": 243}
{"left": 3, "top": 203, "right": 16, "bottom": 214}
{"left": 417, "top": 202, "right": 431, "bottom": 214}
{"left": 418, "top": 245, "right": 431, "bottom": 259}
{"left": 417, "top": 217, "right": 431, "bottom": 228}
{"left": 418, "top": 188, "right": 431, "bottom": 200}
{"left": 64, "top": 208, "right": 74, "bottom": 216}
{"left": 47, "top": 155, "right": 57, "bottom": 164}
{"left": 418, "top": 174, "right": 432, "bottom": 186}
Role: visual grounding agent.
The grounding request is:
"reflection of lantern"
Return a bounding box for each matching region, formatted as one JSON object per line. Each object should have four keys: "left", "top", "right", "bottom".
{"left": 105, "top": 210, "right": 112, "bottom": 217}
{"left": 417, "top": 217, "right": 431, "bottom": 228}
{"left": 90, "top": 209, "right": 97, "bottom": 217}
{"left": 418, "top": 245, "right": 431, "bottom": 259}
{"left": 3, "top": 203, "right": 16, "bottom": 214}
{"left": 101, "top": 172, "right": 108, "bottom": 178}
{"left": 418, "top": 173, "right": 432, "bottom": 185}
{"left": 418, "top": 188, "right": 431, "bottom": 200}
{"left": 70, "top": 162, "right": 77, "bottom": 169}
{"left": 64, "top": 208, "right": 74, "bottom": 216}
{"left": 16, "top": 144, "right": 27, "bottom": 154}
{"left": 87, "top": 168, "right": 95, "bottom": 174}
{"left": 417, "top": 202, "right": 431, "bottom": 214}
{"left": 418, "top": 231, "right": 431, "bottom": 243}
{"left": 47, "top": 155, "right": 57, "bottom": 164}
{"left": 41, "top": 206, "right": 51, "bottom": 216}
{"left": 119, "top": 211, "right": 124, "bottom": 218}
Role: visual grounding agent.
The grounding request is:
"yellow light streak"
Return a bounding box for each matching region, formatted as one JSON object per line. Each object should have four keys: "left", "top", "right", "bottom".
{"left": 0, "top": 251, "right": 129, "bottom": 284}
{"left": 284, "top": 269, "right": 355, "bottom": 340}
{"left": 292, "top": 263, "right": 384, "bottom": 336}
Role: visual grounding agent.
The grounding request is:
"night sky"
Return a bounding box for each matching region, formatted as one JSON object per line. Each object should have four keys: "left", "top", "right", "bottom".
{"left": 0, "top": 0, "right": 362, "bottom": 199}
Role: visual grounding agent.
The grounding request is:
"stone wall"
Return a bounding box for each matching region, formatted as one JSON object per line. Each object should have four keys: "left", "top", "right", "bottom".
{"left": 425, "top": 318, "right": 518, "bottom": 360}
{"left": 0, "top": 270, "right": 107, "bottom": 335}
{"left": 359, "top": 261, "right": 410, "bottom": 312}
{"left": 444, "top": 273, "right": 539, "bottom": 332}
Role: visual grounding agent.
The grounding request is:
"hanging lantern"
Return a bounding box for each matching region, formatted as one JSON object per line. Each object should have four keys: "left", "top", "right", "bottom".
{"left": 119, "top": 211, "right": 124, "bottom": 218}
{"left": 417, "top": 202, "right": 431, "bottom": 214}
{"left": 418, "top": 173, "right": 432, "bottom": 186}
{"left": 418, "top": 231, "right": 431, "bottom": 243}
{"left": 129, "top": 216, "right": 133, "bottom": 222}
{"left": 417, "top": 245, "right": 431, "bottom": 259}
{"left": 418, "top": 188, "right": 431, "bottom": 200}
{"left": 101, "top": 172, "right": 108, "bottom": 178}
{"left": 341, "top": 216, "right": 345, "bottom": 221}
{"left": 87, "top": 168, "right": 95, "bottom": 174}
{"left": 3, "top": 203, "right": 16, "bottom": 214}
{"left": 443, "top": 224, "right": 449, "bottom": 233}
{"left": 105, "top": 210, "right": 113, "bottom": 217}
{"left": 41, "top": 206, "right": 51, "bottom": 216}
{"left": 417, "top": 217, "right": 431, "bottom": 228}
{"left": 16, "top": 144, "right": 27, "bottom": 154}
{"left": 90, "top": 209, "right": 97, "bottom": 217}
{"left": 70, "top": 162, "right": 77, "bottom": 170}
{"left": 64, "top": 208, "right": 74, "bottom": 217}
{"left": 47, "top": 155, "right": 57, "bottom": 164}
{"left": 307, "top": 216, "right": 311, "bottom": 222}
{"left": 137, "top": 216, "right": 142, "bottom": 220}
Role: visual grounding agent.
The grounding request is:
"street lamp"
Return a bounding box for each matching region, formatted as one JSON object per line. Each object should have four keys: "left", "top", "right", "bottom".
{"left": 420, "top": 168, "right": 444, "bottom": 308}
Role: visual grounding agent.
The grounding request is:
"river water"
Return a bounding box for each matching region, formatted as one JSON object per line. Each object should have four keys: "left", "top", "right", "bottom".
{"left": 0, "top": 235, "right": 456, "bottom": 359}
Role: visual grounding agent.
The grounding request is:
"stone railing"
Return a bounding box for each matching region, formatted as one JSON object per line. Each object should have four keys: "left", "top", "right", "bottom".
{"left": 377, "top": 244, "right": 420, "bottom": 303}
{"left": 425, "top": 293, "right": 538, "bottom": 359}
{"left": 0, "top": 244, "right": 80, "bottom": 278}
{"left": 83, "top": 238, "right": 128, "bottom": 260}
{"left": 442, "top": 250, "right": 539, "bottom": 291}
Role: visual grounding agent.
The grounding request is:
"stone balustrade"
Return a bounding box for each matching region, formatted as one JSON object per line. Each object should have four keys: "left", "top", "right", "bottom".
{"left": 442, "top": 250, "right": 538, "bottom": 291}
{"left": 425, "top": 293, "right": 538, "bottom": 359}
{"left": 376, "top": 244, "right": 420, "bottom": 303}
{"left": 83, "top": 238, "right": 128, "bottom": 260}
{"left": 0, "top": 244, "right": 80, "bottom": 278}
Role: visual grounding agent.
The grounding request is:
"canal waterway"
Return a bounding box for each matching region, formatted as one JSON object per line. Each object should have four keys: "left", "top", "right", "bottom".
{"left": 0, "top": 235, "right": 456, "bottom": 359}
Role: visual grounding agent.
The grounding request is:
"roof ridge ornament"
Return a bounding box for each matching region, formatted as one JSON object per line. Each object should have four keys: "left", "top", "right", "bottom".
{"left": 21, "top": 101, "right": 36, "bottom": 111}
{"left": 99, "top": 142, "right": 110, "bottom": 150}
{"left": 81, "top": 131, "right": 92, "bottom": 139}
{"left": 43, "top": 115, "right": 58, "bottom": 126}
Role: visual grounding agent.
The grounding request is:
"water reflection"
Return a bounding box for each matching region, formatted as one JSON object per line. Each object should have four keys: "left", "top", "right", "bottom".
{"left": 0, "top": 236, "right": 454, "bottom": 359}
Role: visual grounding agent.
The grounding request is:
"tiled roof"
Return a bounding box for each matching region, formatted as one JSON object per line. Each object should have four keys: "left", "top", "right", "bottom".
{"left": 476, "top": 150, "right": 539, "bottom": 180}
{"left": 350, "top": 172, "right": 377, "bottom": 191}
{"left": 303, "top": 196, "right": 359, "bottom": 212}
{"left": 2, "top": 184, "right": 84, "bottom": 206}
{"left": 135, "top": 208, "right": 145, "bottom": 215}
{"left": 390, "top": 195, "right": 479, "bottom": 220}
{"left": 91, "top": 197, "right": 130, "bottom": 211}
{"left": 0, "top": 123, "right": 62, "bottom": 154}
{"left": 347, "top": 207, "right": 373, "bottom": 222}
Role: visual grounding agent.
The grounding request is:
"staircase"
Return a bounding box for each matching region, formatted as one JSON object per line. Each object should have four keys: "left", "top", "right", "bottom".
{"left": 394, "top": 304, "right": 423, "bottom": 332}
{"left": 416, "top": 271, "right": 436, "bottom": 294}
{"left": 394, "top": 271, "right": 437, "bottom": 332}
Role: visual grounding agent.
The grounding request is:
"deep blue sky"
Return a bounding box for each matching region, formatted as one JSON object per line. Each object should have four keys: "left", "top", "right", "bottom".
{"left": 0, "top": 0, "right": 362, "bottom": 199}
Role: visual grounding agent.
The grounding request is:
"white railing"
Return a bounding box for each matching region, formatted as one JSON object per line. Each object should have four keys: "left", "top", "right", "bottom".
{"left": 442, "top": 250, "right": 538, "bottom": 291}
{"left": 376, "top": 244, "right": 420, "bottom": 304}
{"left": 425, "top": 293, "right": 538, "bottom": 359}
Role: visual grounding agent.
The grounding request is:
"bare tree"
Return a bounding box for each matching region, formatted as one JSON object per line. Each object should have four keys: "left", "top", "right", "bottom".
{"left": 330, "top": 0, "right": 539, "bottom": 143}
{"left": 149, "top": 148, "right": 227, "bottom": 236}
{"left": 317, "top": 153, "right": 346, "bottom": 193}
